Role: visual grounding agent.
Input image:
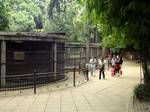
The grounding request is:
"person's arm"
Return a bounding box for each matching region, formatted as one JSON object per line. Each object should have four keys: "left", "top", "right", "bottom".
{"left": 89, "top": 59, "right": 91, "bottom": 64}
{"left": 104, "top": 59, "right": 106, "bottom": 64}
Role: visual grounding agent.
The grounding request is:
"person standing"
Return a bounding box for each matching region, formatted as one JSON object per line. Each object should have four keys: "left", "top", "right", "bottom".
{"left": 119, "top": 57, "right": 123, "bottom": 76}
{"left": 111, "top": 56, "right": 116, "bottom": 76}
{"left": 89, "top": 56, "right": 97, "bottom": 76}
{"left": 99, "top": 58, "right": 105, "bottom": 79}
{"left": 111, "top": 57, "right": 116, "bottom": 67}
{"left": 111, "top": 65, "right": 115, "bottom": 77}
{"left": 115, "top": 55, "right": 120, "bottom": 74}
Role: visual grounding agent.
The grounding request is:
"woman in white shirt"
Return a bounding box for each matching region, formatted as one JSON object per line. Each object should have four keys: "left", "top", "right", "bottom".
{"left": 89, "top": 56, "right": 97, "bottom": 76}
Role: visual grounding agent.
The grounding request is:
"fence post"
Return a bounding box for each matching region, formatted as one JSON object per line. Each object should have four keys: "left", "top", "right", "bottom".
{"left": 86, "top": 68, "right": 89, "bottom": 81}
{"left": 79, "top": 51, "right": 81, "bottom": 74}
{"left": 78, "top": 62, "right": 81, "bottom": 74}
{"left": 73, "top": 67, "right": 76, "bottom": 87}
{"left": 33, "top": 69, "right": 37, "bottom": 94}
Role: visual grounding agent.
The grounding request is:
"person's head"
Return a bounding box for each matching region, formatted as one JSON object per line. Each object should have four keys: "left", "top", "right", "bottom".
{"left": 116, "top": 55, "right": 120, "bottom": 58}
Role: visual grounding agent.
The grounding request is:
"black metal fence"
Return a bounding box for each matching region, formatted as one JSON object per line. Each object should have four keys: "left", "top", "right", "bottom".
{"left": 0, "top": 68, "right": 89, "bottom": 95}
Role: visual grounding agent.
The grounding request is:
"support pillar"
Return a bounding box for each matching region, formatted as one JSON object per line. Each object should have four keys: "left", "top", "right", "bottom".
{"left": 90, "top": 47, "right": 93, "bottom": 58}
{"left": 1, "top": 40, "right": 6, "bottom": 86}
{"left": 81, "top": 47, "right": 84, "bottom": 64}
{"left": 54, "top": 42, "right": 57, "bottom": 81}
{"left": 102, "top": 47, "right": 106, "bottom": 58}
{"left": 86, "top": 36, "right": 90, "bottom": 62}
{"left": 97, "top": 47, "right": 99, "bottom": 58}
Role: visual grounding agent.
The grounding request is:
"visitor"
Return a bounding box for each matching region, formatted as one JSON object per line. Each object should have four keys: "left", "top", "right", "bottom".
{"left": 99, "top": 58, "right": 105, "bottom": 79}
{"left": 115, "top": 55, "right": 120, "bottom": 74}
{"left": 111, "top": 56, "right": 116, "bottom": 67}
{"left": 89, "top": 56, "right": 97, "bottom": 76}
{"left": 119, "top": 57, "right": 123, "bottom": 76}
{"left": 111, "top": 65, "right": 115, "bottom": 77}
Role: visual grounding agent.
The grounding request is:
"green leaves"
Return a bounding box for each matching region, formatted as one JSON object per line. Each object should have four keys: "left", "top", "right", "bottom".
{"left": 44, "top": 0, "right": 87, "bottom": 42}
{"left": 83, "top": 0, "right": 150, "bottom": 50}
{"left": 9, "top": 11, "right": 35, "bottom": 31}
{"left": 0, "top": 0, "right": 9, "bottom": 30}
{"left": 7, "top": 0, "right": 42, "bottom": 31}
{"left": 2, "top": 0, "right": 88, "bottom": 42}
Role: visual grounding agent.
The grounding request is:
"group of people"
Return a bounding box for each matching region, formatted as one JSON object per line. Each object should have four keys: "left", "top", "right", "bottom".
{"left": 88, "top": 54, "right": 123, "bottom": 80}
{"left": 110, "top": 55, "right": 123, "bottom": 77}
{"left": 89, "top": 56, "right": 106, "bottom": 79}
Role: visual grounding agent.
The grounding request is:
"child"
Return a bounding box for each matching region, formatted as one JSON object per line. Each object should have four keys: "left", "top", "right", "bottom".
{"left": 111, "top": 65, "right": 115, "bottom": 77}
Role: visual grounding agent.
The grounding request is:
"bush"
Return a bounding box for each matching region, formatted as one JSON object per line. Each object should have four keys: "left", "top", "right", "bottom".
{"left": 134, "top": 84, "right": 150, "bottom": 102}
{"left": 134, "top": 84, "right": 145, "bottom": 101}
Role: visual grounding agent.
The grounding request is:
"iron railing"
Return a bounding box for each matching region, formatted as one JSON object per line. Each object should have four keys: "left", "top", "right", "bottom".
{"left": 0, "top": 68, "right": 89, "bottom": 95}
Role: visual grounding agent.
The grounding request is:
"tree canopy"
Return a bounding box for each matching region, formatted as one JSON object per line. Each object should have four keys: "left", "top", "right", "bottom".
{"left": 81, "top": 0, "right": 150, "bottom": 50}
{"left": 0, "top": 0, "right": 9, "bottom": 30}
{"left": 2, "top": 0, "right": 150, "bottom": 50}
{"left": 1, "top": 0, "right": 89, "bottom": 42}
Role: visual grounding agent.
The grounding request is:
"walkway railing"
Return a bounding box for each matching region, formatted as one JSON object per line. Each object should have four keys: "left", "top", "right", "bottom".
{"left": 0, "top": 68, "right": 89, "bottom": 95}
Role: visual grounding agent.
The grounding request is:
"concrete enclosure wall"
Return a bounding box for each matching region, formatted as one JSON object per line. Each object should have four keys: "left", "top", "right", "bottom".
{"left": 0, "top": 32, "right": 65, "bottom": 86}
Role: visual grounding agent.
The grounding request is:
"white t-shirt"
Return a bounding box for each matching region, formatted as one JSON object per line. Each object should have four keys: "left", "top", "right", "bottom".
{"left": 90, "top": 58, "right": 96, "bottom": 65}
{"left": 111, "top": 58, "right": 115, "bottom": 66}
{"left": 98, "top": 59, "right": 105, "bottom": 69}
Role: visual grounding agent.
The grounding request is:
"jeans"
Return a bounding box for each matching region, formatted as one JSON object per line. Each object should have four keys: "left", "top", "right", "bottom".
{"left": 90, "top": 64, "right": 95, "bottom": 76}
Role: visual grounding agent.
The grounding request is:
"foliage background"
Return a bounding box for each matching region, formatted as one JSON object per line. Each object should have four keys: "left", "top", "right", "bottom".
{"left": 1, "top": 0, "right": 92, "bottom": 42}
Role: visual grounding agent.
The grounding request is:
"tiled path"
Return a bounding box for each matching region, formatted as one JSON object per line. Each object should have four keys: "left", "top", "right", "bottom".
{"left": 0, "top": 61, "right": 141, "bottom": 112}
{"left": 132, "top": 98, "right": 150, "bottom": 112}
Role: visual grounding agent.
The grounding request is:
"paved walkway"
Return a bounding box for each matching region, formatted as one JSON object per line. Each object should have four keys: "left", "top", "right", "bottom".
{"left": 0, "top": 61, "right": 142, "bottom": 112}
{"left": 132, "top": 99, "right": 150, "bottom": 112}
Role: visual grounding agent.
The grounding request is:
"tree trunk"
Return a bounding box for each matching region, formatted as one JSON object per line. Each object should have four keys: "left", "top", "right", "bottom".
{"left": 141, "top": 47, "right": 150, "bottom": 85}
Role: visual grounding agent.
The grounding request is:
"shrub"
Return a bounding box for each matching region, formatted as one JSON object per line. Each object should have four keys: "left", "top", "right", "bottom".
{"left": 134, "top": 84, "right": 145, "bottom": 101}
{"left": 134, "top": 84, "right": 150, "bottom": 102}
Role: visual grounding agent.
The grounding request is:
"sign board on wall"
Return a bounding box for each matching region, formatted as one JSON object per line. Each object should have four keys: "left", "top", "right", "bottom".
{"left": 14, "top": 51, "right": 25, "bottom": 60}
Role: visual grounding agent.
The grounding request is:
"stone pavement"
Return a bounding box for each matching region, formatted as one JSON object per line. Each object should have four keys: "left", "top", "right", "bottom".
{"left": 132, "top": 99, "right": 150, "bottom": 112}
{"left": 0, "top": 61, "right": 144, "bottom": 112}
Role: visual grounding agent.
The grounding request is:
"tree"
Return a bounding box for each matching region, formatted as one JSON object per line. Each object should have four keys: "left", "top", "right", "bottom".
{"left": 7, "top": 0, "right": 42, "bottom": 31}
{"left": 4, "top": 0, "right": 93, "bottom": 42}
{"left": 45, "top": 0, "right": 87, "bottom": 42}
{"left": 4, "top": 0, "right": 88, "bottom": 42}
